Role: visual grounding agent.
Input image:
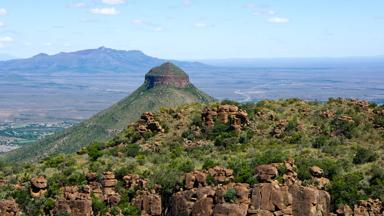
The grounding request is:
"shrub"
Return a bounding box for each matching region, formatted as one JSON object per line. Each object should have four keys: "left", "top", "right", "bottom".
{"left": 367, "top": 165, "right": 384, "bottom": 202}
{"left": 125, "top": 144, "right": 140, "bottom": 157}
{"left": 202, "top": 159, "right": 218, "bottom": 170}
{"left": 353, "top": 147, "right": 377, "bottom": 164}
{"left": 92, "top": 196, "right": 107, "bottom": 215}
{"left": 87, "top": 142, "right": 103, "bottom": 161}
{"left": 329, "top": 172, "right": 367, "bottom": 207}
{"left": 224, "top": 188, "right": 237, "bottom": 202}
{"left": 228, "top": 158, "right": 256, "bottom": 185}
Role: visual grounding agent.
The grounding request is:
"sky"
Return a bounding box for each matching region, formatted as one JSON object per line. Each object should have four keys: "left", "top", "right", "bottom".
{"left": 0, "top": 0, "right": 383, "bottom": 59}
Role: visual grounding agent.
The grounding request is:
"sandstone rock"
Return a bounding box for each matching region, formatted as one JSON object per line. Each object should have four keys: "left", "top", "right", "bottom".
{"left": 310, "top": 166, "right": 323, "bottom": 177}
{"left": 86, "top": 172, "right": 97, "bottom": 182}
{"left": 202, "top": 105, "right": 249, "bottom": 130}
{"left": 123, "top": 174, "right": 148, "bottom": 190}
{"left": 136, "top": 112, "right": 164, "bottom": 134}
{"left": 102, "top": 171, "right": 118, "bottom": 187}
{"left": 213, "top": 203, "right": 248, "bottom": 216}
{"left": 271, "top": 119, "right": 289, "bottom": 138}
{"left": 133, "top": 190, "right": 162, "bottom": 216}
{"left": 289, "top": 184, "right": 330, "bottom": 216}
{"left": 191, "top": 197, "right": 214, "bottom": 216}
{"left": 207, "top": 166, "right": 234, "bottom": 183}
{"left": 336, "top": 204, "right": 353, "bottom": 216}
{"left": 352, "top": 198, "right": 384, "bottom": 216}
{"left": 184, "top": 171, "right": 207, "bottom": 189}
{"left": 30, "top": 176, "right": 48, "bottom": 198}
{"left": 0, "top": 199, "right": 19, "bottom": 216}
{"left": 52, "top": 186, "right": 93, "bottom": 216}
{"left": 255, "top": 164, "right": 278, "bottom": 182}
{"left": 312, "top": 177, "right": 330, "bottom": 190}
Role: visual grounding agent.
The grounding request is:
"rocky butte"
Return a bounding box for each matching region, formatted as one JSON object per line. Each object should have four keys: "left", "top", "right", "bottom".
{"left": 144, "top": 62, "right": 191, "bottom": 88}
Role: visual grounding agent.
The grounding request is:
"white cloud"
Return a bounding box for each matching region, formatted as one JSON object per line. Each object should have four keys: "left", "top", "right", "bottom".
{"left": 0, "top": 36, "right": 13, "bottom": 47}
{"left": 72, "top": 2, "right": 87, "bottom": 8}
{"left": 268, "top": 17, "right": 289, "bottom": 24}
{"left": 90, "top": 7, "right": 119, "bottom": 15}
{"left": 0, "top": 22, "right": 4, "bottom": 27}
{"left": 0, "top": 8, "right": 7, "bottom": 16}
{"left": 194, "top": 22, "right": 208, "bottom": 28}
{"left": 44, "top": 42, "right": 52, "bottom": 46}
{"left": 102, "top": 0, "right": 126, "bottom": 5}
{"left": 154, "top": 26, "right": 164, "bottom": 32}
{"left": 131, "top": 19, "right": 145, "bottom": 25}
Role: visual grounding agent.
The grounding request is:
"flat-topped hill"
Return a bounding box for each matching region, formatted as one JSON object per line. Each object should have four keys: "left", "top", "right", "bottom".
{"left": 144, "top": 62, "right": 191, "bottom": 88}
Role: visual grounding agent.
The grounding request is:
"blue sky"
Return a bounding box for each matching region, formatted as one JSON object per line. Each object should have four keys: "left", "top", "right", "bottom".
{"left": 0, "top": 0, "right": 383, "bottom": 59}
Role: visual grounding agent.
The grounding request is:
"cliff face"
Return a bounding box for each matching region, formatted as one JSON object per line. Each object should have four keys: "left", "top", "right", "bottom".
{"left": 144, "top": 62, "right": 191, "bottom": 89}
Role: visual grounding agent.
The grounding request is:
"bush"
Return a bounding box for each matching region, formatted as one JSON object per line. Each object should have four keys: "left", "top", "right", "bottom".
{"left": 125, "top": 144, "right": 140, "bottom": 157}
{"left": 202, "top": 159, "right": 218, "bottom": 170}
{"left": 228, "top": 158, "right": 256, "bottom": 185}
{"left": 353, "top": 147, "right": 377, "bottom": 164}
{"left": 224, "top": 188, "right": 237, "bottom": 203}
{"left": 367, "top": 166, "right": 384, "bottom": 202}
{"left": 329, "top": 172, "right": 367, "bottom": 207}
{"left": 92, "top": 196, "right": 107, "bottom": 215}
{"left": 87, "top": 142, "right": 103, "bottom": 161}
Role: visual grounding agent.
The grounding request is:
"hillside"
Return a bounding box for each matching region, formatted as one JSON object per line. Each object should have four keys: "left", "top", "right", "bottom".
{"left": 1, "top": 62, "right": 214, "bottom": 162}
{"left": 0, "top": 98, "right": 383, "bottom": 215}
{"left": 0, "top": 47, "right": 208, "bottom": 74}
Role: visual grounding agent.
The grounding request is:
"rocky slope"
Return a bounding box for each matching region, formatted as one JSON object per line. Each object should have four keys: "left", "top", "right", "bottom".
{"left": 1, "top": 62, "right": 214, "bottom": 162}
{"left": 0, "top": 99, "right": 383, "bottom": 215}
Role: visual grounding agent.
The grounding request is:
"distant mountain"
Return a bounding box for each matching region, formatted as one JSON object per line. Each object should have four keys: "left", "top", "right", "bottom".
{"left": 0, "top": 47, "right": 208, "bottom": 74}
{"left": 2, "top": 62, "right": 214, "bottom": 162}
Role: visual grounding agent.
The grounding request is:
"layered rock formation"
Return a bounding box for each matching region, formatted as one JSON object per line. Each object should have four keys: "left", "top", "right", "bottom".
{"left": 51, "top": 186, "right": 93, "bottom": 216}
{"left": 144, "top": 62, "right": 191, "bottom": 89}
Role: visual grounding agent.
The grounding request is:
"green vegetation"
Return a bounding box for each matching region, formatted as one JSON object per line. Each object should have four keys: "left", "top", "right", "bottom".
{"left": 2, "top": 83, "right": 214, "bottom": 162}
{"left": 0, "top": 98, "right": 383, "bottom": 213}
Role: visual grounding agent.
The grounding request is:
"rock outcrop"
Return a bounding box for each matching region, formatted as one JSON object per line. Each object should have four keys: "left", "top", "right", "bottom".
{"left": 333, "top": 198, "right": 384, "bottom": 216}
{"left": 133, "top": 190, "right": 162, "bottom": 216}
{"left": 309, "top": 166, "right": 330, "bottom": 190}
{"left": 30, "top": 176, "right": 48, "bottom": 198}
{"left": 51, "top": 186, "right": 93, "bottom": 216}
{"left": 202, "top": 105, "right": 249, "bottom": 132}
{"left": 0, "top": 199, "right": 19, "bottom": 216}
{"left": 136, "top": 112, "right": 164, "bottom": 134}
{"left": 102, "top": 171, "right": 121, "bottom": 205}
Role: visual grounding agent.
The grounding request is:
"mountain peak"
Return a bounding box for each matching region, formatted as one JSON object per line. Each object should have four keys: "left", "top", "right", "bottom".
{"left": 145, "top": 62, "right": 190, "bottom": 89}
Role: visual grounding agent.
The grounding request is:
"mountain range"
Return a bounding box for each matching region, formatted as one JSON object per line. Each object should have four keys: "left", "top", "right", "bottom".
{"left": 0, "top": 47, "right": 208, "bottom": 74}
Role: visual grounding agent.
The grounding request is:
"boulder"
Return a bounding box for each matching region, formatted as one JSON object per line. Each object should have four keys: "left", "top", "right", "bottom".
{"left": 255, "top": 164, "right": 278, "bottom": 182}
{"left": 52, "top": 186, "right": 93, "bottom": 216}
{"left": 336, "top": 204, "right": 353, "bottom": 216}
{"left": 310, "top": 166, "right": 323, "bottom": 177}
{"left": 0, "top": 199, "right": 19, "bottom": 216}
{"left": 208, "top": 166, "right": 234, "bottom": 183}
{"left": 289, "top": 184, "right": 330, "bottom": 216}
{"left": 30, "top": 176, "right": 48, "bottom": 198}
{"left": 213, "top": 203, "right": 248, "bottom": 216}
{"left": 184, "top": 171, "right": 207, "bottom": 189}
{"left": 133, "top": 190, "right": 162, "bottom": 216}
